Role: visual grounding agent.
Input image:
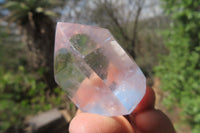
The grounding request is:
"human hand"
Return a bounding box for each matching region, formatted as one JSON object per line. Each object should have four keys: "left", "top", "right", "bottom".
{"left": 69, "top": 86, "right": 176, "bottom": 133}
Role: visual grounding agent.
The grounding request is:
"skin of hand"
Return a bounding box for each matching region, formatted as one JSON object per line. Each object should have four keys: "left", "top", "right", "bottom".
{"left": 69, "top": 86, "right": 176, "bottom": 133}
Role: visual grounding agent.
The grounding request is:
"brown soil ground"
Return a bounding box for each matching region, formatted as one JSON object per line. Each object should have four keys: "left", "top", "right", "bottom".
{"left": 153, "top": 78, "right": 191, "bottom": 133}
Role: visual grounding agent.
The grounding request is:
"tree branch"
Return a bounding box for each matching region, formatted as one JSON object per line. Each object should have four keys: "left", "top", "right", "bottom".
{"left": 103, "top": 1, "right": 131, "bottom": 41}
{"left": 132, "top": 0, "right": 144, "bottom": 43}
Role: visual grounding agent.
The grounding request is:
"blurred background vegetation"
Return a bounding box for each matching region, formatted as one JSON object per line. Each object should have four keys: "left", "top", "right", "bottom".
{"left": 0, "top": 0, "right": 199, "bottom": 133}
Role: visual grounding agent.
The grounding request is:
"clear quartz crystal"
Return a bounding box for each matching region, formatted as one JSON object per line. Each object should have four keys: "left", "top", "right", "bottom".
{"left": 54, "top": 22, "right": 146, "bottom": 116}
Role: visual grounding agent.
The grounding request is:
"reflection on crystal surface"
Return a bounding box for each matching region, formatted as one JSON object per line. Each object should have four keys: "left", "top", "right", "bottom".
{"left": 84, "top": 48, "right": 109, "bottom": 79}
{"left": 54, "top": 22, "right": 146, "bottom": 116}
{"left": 70, "top": 34, "right": 96, "bottom": 56}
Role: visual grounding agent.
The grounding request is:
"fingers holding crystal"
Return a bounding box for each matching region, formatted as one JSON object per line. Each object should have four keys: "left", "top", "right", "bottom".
{"left": 69, "top": 113, "right": 134, "bottom": 133}
{"left": 134, "top": 110, "right": 176, "bottom": 133}
{"left": 70, "top": 86, "right": 175, "bottom": 133}
{"left": 132, "top": 86, "right": 155, "bottom": 114}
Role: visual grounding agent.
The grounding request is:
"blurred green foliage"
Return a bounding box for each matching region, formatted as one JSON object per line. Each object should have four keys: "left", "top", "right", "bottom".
{"left": 1, "top": 0, "right": 70, "bottom": 88}
{"left": 0, "top": 26, "right": 63, "bottom": 132}
{"left": 155, "top": 0, "right": 200, "bottom": 132}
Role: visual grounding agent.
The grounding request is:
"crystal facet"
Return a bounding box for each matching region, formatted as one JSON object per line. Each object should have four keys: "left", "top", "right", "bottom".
{"left": 54, "top": 22, "right": 146, "bottom": 116}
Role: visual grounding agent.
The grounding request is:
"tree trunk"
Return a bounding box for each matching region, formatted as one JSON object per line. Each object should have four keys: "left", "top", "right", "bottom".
{"left": 22, "top": 14, "right": 56, "bottom": 89}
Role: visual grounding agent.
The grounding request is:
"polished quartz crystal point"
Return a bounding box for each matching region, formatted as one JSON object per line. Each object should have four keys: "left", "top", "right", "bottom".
{"left": 54, "top": 22, "right": 146, "bottom": 116}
